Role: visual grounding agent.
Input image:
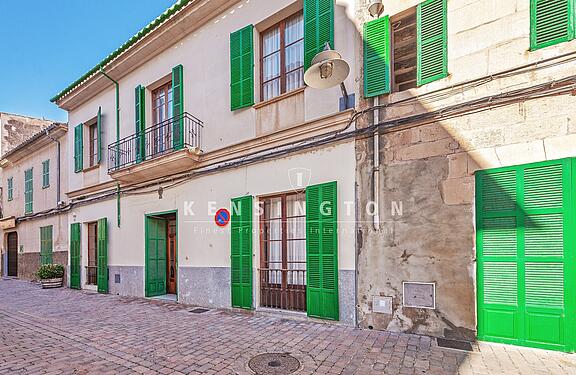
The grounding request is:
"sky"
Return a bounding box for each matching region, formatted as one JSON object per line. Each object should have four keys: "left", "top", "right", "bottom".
{"left": 0, "top": 0, "right": 177, "bottom": 123}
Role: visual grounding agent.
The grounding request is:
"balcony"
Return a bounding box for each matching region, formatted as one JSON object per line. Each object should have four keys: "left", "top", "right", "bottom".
{"left": 108, "top": 112, "right": 203, "bottom": 183}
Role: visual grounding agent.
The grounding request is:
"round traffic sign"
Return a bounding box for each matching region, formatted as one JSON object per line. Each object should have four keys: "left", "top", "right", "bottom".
{"left": 215, "top": 208, "right": 230, "bottom": 227}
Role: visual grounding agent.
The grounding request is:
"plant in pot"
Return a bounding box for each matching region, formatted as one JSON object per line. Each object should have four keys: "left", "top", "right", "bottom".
{"left": 37, "top": 264, "right": 65, "bottom": 289}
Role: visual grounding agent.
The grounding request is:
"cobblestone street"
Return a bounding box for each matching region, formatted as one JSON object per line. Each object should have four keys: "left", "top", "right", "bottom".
{"left": 1, "top": 279, "right": 576, "bottom": 374}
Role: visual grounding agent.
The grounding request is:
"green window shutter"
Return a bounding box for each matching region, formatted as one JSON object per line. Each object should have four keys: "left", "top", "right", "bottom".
{"left": 230, "top": 195, "right": 253, "bottom": 309}
{"left": 70, "top": 223, "right": 81, "bottom": 289}
{"left": 97, "top": 218, "right": 108, "bottom": 294}
{"left": 417, "top": 0, "right": 448, "bottom": 86}
{"left": 304, "top": 0, "right": 335, "bottom": 70}
{"left": 306, "top": 181, "right": 339, "bottom": 320}
{"left": 530, "top": 0, "right": 574, "bottom": 50}
{"left": 7, "top": 177, "right": 13, "bottom": 201}
{"left": 42, "top": 160, "right": 50, "bottom": 188}
{"left": 74, "top": 124, "right": 83, "bottom": 172}
{"left": 476, "top": 159, "right": 576, "bottom": 352}
{"left": 96, "top": 106, "right": 102, "bottom": 164}
{"left": 172, "top": 64, "right": 184, "bottom": 150}
{"left": 135, "top": 85, "right": 146, "bottom": 162}
{"left": 40, "top": 226, "right": 53, "bottom": 265}
{"left": 363, "top": 16, "right": 391, "bottom": 98}
{"left": 24, "top": 168, "right": 33, "bottom": 214}
{"left": 230, "top": 25, "right": 254, "bottom": 111}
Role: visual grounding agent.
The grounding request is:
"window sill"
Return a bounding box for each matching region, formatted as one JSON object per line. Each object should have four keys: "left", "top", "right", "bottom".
{"left": 82, "top": 164, "right": 100, "bottom": 173}
{"left": 42, "top": 185, "right": 50, "bottom": 190}
{"left": 254, "top": 87, "right": 305, "bottom": 109}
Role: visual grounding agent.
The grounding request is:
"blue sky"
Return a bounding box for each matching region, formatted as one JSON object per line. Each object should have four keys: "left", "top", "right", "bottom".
{"left": 0, "top": 0, "right": 176, "bottom": 122}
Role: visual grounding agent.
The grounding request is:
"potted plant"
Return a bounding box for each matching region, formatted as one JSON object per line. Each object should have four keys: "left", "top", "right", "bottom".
{"left": 36, "top": 264, "right": 65, "bottom": 289}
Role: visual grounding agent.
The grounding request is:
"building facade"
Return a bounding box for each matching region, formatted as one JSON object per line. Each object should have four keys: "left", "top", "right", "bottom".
{"left": 0, "top": 123, "right": 68, "bottom": 280}
{"left": 356, "top": 0, "right": 576, "bottom": 353}
{"left": 52, "top": 0, "right": 359, "bottom": 323}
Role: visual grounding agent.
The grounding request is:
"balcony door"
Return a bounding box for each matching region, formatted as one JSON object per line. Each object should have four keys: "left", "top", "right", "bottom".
{"left": 152, "top": 83, "right": 173, "bottom": 154}
{"left": 259, "top": 193, "right": 306, "bottom": 312}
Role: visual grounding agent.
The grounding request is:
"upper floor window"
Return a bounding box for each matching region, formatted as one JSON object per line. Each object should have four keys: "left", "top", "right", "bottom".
{"left": 88, "top": 122, "right": 99, "bottom": 167}
{"left": 261, "top": 12, "right": 304, "bottom": 101}
{"left": 530, "top": 0, "right": 575, "bottom": 50}
{"left": 24, "top": 168, "right": 33, "bottom": 214}
{"left": 7, "top": 177, "right": 13, "bottom": 201}
{"left": 42, "top": 160, "right": 50, "bottom": 188}
{"left": 153, "top": 83, "right": 174, "bottom": 125}
{"left": 391, "top": 9, "right": 417, "bottom": 92}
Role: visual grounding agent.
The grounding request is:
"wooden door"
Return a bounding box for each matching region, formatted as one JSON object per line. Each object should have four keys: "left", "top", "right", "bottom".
{"left": 7, "top": 232, "right": 17, "bottom": 277}
{"left": 166, "top": 217, "right": 177, "bottom": 295}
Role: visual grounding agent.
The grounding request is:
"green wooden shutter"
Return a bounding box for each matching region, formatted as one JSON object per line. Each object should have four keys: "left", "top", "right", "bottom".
{"left": 135, "top": 85, "right": 146, "bottom": 162}
{"left": 96, "top": 106, "right": 102, "bottom": 164}
{"left": 24, "top": 168, "right": 33, "bottom": 214}
{"left": 530, "top": 0, "right": 574, "bottom": 50}
{"left": 40, "top": 226, "right": 53, "bottom": 265}
{"left": 306, "top": 181, "right": 339, "bottom": 320}
{"left": 363, "top": 16, "right": 391, "bottom": 98}
{"left": 74, "top": 124, "right": 83, "bottom": 172}
{"left": 304, "top": 0, "right": 335, "bottom": 70}
{"left": 231, "top": 195, "right": 253, "bottom": 309}
{"left": 230, "top": 25, "right": 254, "bottom": 111}
{"left": 417, "top": 0, "right": 448, "bottom": 86}
{"left": 172, "top": 64, "right": 184, "bottom": 150}
{"left": 42, "top": 160, "right": 50, "bottom": 188}
{"left": 97, "top": 218, "right": 108, "bottom": 293}
{"left": 476, "top": 159, "right": 576, "bottom": 352}
{"left": 70, "top": 223, "right": 81, "bottom": 289}
{"left": 145, "top": 216, "right": 167, "bottom": 297}
{"left": 7, "top": 177, "right": 13, "bottom": 201}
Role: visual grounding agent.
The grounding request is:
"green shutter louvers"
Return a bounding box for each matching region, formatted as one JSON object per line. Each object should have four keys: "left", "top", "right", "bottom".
{"left": 530, "top": 0, "right": 574, "bottom": 50}
{"left": 230, "top": 195, "right": 253, "bottom": 309}
{"left": 135, "top": 85, "right": 146, "bottom": 162}
{"left": 230, "top": 25, "right": 254, "bottom": 111}
{"left": 70, "top": 223, "right": 81, "bottom": 289}
{"left": 417, "top": 0, "right": 448, "bottom": 86}
{"left": 42, "top": 160, "right": 50, "bottom": 188}
{"left": 40, "top": 226, "right": 53, "bottom": 265}
{"left": 97, "top": 218, "right": 108, "bottom": 293}
{"left": 306, "top": 181, "right": 339, "bottom": 320}
{"left": 74, "top": 124, "right": 83, "bottom": 172}
{"left": 172, "top": 65, "right": 184, "bottom": 150}
{"left": 363, "top": 16, "right": 391, "bottom": 98}
{"left": 97, "top": 106, "right": 102, "bottom": 164}
{"left": 304, "top": 0, "right": 335, "bottom": 70}
{"left": 24, "top": 168, "right": 33, "bottom": 214}
{"left": 7, "top": 177, "right": 13, "bottom": 201}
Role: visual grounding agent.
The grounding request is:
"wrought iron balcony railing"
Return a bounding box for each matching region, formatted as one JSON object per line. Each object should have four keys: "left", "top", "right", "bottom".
{"left": 108, "top": 112, "right": 203, "bottom": 173}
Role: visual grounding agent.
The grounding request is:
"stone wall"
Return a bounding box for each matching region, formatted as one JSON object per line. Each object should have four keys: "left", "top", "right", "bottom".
{"left": 17, "top": 251, "right": 67, "bottom": 281}
{"left": 0, "top": 112, "right": 53, "bottom": 156}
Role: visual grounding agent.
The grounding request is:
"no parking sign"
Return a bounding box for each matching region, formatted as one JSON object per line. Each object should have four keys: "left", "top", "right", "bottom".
{"left": 214, "top": 208, "right": 230, "bottom": 227}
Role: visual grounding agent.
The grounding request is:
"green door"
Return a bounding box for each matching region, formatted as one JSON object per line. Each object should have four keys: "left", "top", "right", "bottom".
{"left": 70, "top": 223, "right": 81, "bottom": 289}
{"left": 145, "top": 216, "right": 167, "bottom": 297}
{"left": 476, "top": 158, "right": 576, "bottom": 352}
{"left": 97, "top": 218, "right": 108, "bottom": 294}
{"left": 230, "top": 195, "right": 253, "bottom": 309}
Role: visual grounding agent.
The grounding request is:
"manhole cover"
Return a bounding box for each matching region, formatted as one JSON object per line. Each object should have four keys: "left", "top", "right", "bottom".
{"left": 189, "top": 308, "right": 210, "bottom": 314}
{"left": 248, "top": 353, "right": 301, "bottom": 375}
{"left": 436, "top": 338, "right": 473, "bottom": 352}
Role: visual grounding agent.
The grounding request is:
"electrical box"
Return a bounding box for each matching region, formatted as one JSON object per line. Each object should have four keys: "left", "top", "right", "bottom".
{"left": 403, "top": 282, "right": 436, "bottom": 309}
{"left": 373, "top": 296, "right": 393, "bottom": 314}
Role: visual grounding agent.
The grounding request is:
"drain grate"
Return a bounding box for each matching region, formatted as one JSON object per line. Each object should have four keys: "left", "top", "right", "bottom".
{"left": 189, "top": 308, "right": 210, "bottom": 314}
{"left": 436, "top": 338, "right": 473, "bottom": 352}
{"left": 248, "top": 353, "right": 301, "bottom": 375}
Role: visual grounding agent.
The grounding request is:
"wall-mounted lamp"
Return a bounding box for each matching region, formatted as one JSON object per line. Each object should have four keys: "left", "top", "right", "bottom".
{"left": 368, "top": 0, "right": 384, "bottom": 18}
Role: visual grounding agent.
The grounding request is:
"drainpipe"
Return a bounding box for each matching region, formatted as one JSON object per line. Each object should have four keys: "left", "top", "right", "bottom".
{"left": 45, "top": 128, "right": 61, "bottom": 205}
{"left": 373, "top": 96, "right": 380, "bottom": 231}
{"left": 99, "top": 68, "right": 121, "bottom": 227}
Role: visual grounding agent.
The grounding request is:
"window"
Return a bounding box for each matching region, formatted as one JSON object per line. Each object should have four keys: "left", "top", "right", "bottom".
{"left": 87, "top": 222, "right": 98, "bottom": 285}
{"left": 152, "top": 83, "right": 173, "bottom": 152}
{"left": 530, "top": 0, "right": 575, "bottom": 50}
{"left": 42, "top": 160, "right": 50, "bottom": 188}
{"left": 88, "top": 123, "right": 98, "bottom": 167}
{"left": 7, "top": 177, "right": 13, "bottom": 201}
{"left": 261, "top": 12, "right": 304, "bottom": 101}
{"left": 40, "top": 225, "right": 53, "bottom": 265}
{"left": 259, "top": 192, "right": 307, "bottom": 312}
{"left": 391, "top": 9, "right": 417, "bottom": 92}
{"left": 24, "top": 168, "right": 33, "bottom": 214}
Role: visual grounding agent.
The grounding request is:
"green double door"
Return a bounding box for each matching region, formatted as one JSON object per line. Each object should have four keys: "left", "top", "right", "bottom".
{"left": 476, "top": 158, "right": 576, "bottom": 352}
{"left": 145, "top": 216, "right": 167, "bottom": 297}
